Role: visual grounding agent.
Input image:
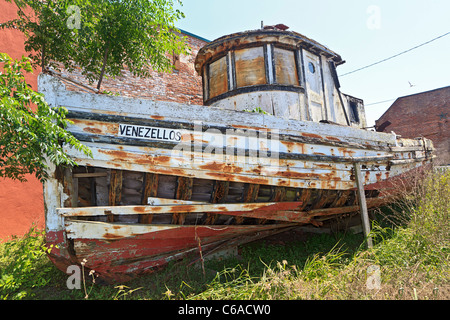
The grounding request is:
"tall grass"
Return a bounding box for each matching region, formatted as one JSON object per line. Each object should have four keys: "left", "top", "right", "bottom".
{"left": 188, "top": 170, "right": 449, "bottom": 300}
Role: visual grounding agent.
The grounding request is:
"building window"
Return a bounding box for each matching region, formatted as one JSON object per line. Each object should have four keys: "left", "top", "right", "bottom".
{"left": 274, "top": 47, "right": 299, "bottom": 86}
{"left": 234, "top": 47, "right": 266, "bottom": 88}
{"left": 208, "top": 56, "right": 228, "bottom": 99}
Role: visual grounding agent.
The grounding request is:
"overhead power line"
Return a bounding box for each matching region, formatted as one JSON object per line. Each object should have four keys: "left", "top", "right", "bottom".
{"left": 339, "top": 31, "right": 450, "bottom": 77}
{"left": 364, "top": 98, "right": 396, "bottom": 107}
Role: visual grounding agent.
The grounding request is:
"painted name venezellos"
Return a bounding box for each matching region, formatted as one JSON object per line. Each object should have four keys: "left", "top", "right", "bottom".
{"left": 119, "top": 123, "right": 182, "bottom": 142}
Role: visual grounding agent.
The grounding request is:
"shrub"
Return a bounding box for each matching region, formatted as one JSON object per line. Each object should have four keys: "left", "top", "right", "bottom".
{"left": 0, "top": 227, "right": 54, "bottom": 299}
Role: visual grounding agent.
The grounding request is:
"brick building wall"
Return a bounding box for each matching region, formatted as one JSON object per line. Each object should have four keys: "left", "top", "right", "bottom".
{"left": 59, "top": 31, "right": 208, "bottom": 105}
{"left": 375, "top": 86, "right": 450, "bottom": 166}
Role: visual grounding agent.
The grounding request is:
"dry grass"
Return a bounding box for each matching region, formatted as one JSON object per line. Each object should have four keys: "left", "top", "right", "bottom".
{"left": 188, "top": 169, "right": 450, "bottom": 300}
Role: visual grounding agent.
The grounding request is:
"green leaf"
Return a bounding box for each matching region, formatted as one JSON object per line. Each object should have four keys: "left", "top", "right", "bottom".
{"left": 0, "top": 52, "right": 92, "bottom": 183}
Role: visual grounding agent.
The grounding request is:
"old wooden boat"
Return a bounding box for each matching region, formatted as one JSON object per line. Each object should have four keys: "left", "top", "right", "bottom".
{"left": 41, "top": 26, "right": 434, "bottom": 282}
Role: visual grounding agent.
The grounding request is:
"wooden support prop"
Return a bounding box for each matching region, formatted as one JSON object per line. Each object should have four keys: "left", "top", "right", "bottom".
{"left": 172, "top": 177, "right": 194, "bottom": 224}
{"left": 108, "top": 170, "right": 123, "bottom": 222}
{"left": 140, "top": 173, "right": 159, "bottom": 224}
{"left": 353, "top": 162, "right": 373, "bottom": 248}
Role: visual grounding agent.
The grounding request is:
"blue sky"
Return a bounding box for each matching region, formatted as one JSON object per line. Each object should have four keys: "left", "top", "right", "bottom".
{"left": 175, "top": 0, "right": 450, "bottom": 126}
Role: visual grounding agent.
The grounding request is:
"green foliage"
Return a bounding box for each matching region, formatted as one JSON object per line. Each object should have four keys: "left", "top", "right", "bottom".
{"left": 0, "top": 53, "right": 92, "bottom": 182}
{"left": 243, "top": 107, "right": 270, "bottom": 115}
{"left": 0, "top": 227, "right": 54, "bottom": 300}
{"left": 73, "top": 0, "right": 189, "bottom": 90}
{"left": 2, "top": 0, "right": 189, "bottom": 90}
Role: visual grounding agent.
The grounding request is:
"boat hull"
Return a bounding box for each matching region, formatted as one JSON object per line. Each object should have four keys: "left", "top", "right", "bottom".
{"left": 39, "top": 74, "right": 434, "bottom": 282}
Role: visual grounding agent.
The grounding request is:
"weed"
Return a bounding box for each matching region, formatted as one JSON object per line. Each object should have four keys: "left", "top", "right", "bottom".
{"left": 0, "top": 227, "right": 54, "bottom": 299}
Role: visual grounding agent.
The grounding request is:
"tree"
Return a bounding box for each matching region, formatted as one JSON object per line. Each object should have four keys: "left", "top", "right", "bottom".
{"left": 0, "top": 53, "right": 92, "bottom": 183}
{"left": 74, "top": 0, "right": 189, "bottom": 90}
{"left": 2, "top": 0, "right": 189, "bottom": 91}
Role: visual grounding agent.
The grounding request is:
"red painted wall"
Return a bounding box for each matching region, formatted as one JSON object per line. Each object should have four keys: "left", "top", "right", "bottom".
{"left": 0, "top": 1, "right": 44, "bottom": 241}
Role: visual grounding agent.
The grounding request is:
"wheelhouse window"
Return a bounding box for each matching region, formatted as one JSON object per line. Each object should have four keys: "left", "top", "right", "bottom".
{"left": 234, "top": 47, "right": 266, "bottom": 88}
{"left": 349, "top": 101, "right": 360, "bottom": 124}
{"left": 203, "top": 44, "right": 304, "bottom": 104}
{"left": 208, "top": 56, "right": 228, "bottom": 99}
{"left": 273, "top": 47, "right": 299, "bottom": 86}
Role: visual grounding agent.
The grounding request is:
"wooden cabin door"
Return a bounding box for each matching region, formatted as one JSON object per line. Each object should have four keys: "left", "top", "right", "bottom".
{"left": 303, "top": 51, "right": 325, "bottom": 122}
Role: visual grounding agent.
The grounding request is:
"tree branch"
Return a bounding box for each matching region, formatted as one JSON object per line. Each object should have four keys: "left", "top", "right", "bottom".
{"left": 97, "top": 41, "right": 110, "bottom": 91}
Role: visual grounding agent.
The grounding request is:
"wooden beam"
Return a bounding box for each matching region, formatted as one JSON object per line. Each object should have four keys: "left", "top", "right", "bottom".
{"left": 297, "top": 188, "right": 311, "bottom": 211}
{"left": 175, "top": 176, "right": 194, "bottom": 200}
{"left": 270, "top": 186, "right": 287, "bottom": 202}
{"left": 172, "top": 177, "right": 194, "bottom": 224}
{"left": 73, "top": 172, "right": 108, "bottom": 178}
{"left": 313, "top": 189, "right": 337, "bottom": 209}
{"left": 59, "top": 202, "right": 301, "bottom": 217}
{"left": 354, "top": 162, "right": 373, "bottom": 248}
{"left": 57, "top": 198, "right": 390, "bottom": 223}
{"left": 140, "top": 173, "right": 159, "bottom": 224}
{"left": 242, "top": 183, "right": 260, "bottom": 203}
{"left": 63, "top": 167, "right": 78, "bottom": 208}
{"left": 60, "top": 202, "right": 308, "bottom": 223}
{"left": 236, "top": 183, "right": 259, "bottom": 224}
{"left": 205, "top": 180, "right": 229, "bottom": 224}
{"left": 331, "top": 190, "right": 351, "bottom": 208}
{"left": 147, "top": 197, "right": 208, "bottom": 206}
{"left": 64, "top": 220, "right": 295, "bottom": 241}
{"left": 108, "top": 170, "right": 123, "bottom": 222}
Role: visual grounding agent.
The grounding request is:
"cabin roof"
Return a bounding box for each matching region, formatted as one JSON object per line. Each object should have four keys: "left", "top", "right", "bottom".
{"left": 195, "top": 28, "right": 344, "bottom": 74}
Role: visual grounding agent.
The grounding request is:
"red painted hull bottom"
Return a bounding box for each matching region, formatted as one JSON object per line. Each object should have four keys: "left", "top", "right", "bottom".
{"left": 46, "top": 224, "right": 299, "bottom": 283}
{"left": 46, "top": 199, "right": 390, "bottom": 283}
